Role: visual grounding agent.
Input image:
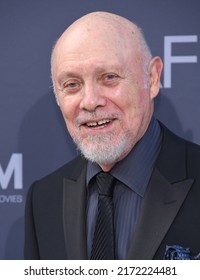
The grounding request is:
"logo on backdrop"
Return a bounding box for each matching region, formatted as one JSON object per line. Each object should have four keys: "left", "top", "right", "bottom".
{"left": 0, "top": 153, "right": 23, "bottom": 204}
{"left": 163, "top": 35, "right": 198, "bottom": 88}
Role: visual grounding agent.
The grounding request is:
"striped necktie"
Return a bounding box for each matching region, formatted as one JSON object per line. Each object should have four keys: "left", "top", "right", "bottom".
{"left": 90, "top": 172, "right": 116, "bottom": 259}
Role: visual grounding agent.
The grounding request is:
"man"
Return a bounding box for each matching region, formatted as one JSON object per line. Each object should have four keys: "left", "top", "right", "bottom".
{"left": 24, "top": 11, "right": 200, "bottom": 260}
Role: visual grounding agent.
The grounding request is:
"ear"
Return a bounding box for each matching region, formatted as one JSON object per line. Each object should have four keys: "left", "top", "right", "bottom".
{"left": 148, "top": 56, "right": 163, "bottom": 100}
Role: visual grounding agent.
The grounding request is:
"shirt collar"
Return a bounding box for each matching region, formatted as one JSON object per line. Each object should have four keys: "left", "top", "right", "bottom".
{"left": 87, "top": 117, "right": 162, "bottom": 197}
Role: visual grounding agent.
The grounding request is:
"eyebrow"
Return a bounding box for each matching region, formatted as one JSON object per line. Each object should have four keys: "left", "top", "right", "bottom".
{"left": 57, "top": 71, "right": 82, "bottom": 85}
{"left": 56, "top": 64, "right": 123, "bottom": 85}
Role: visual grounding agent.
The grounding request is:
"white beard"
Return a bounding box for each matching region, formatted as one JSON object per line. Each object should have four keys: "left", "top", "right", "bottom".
{"left": 73, "top": 130, "right": 132, "bottom": 165}
{"left": 70, "top": 110, "right": 135, "bottom": 166}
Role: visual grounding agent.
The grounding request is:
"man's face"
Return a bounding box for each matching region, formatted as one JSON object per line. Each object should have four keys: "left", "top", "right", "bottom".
{"left": 52, "top": 23, "right": 160, "bottom": 171}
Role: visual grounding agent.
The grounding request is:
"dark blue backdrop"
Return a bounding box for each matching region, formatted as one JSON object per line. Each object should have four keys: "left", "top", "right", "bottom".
{"left": 0, "top": 0, "right": 199, "bottom": 259}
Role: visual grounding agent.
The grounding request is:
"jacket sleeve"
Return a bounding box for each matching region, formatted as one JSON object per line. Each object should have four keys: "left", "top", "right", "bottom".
{"left": 24, "top": 182, "right": 40, "bottom": 259}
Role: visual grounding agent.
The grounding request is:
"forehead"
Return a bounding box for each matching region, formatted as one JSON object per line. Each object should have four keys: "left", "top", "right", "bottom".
{"left": 55, "top": 34, "right": 128, "bottom": 66}
{"left": 54, "top": 46, "right": 128, "bottom": 76}
{"left": 52, "top": 18, "right": 141, "bottom": 75}
{"left": 54, "top": 43, "right": 131, "bottom": 83}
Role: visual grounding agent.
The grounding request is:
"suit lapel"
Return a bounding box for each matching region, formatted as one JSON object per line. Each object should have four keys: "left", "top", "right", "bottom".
{"left": 63, "top": 165, "right": 88, "bottom": 259}
{"left": 127, "top": 168, "right": 194, "bottom": 259}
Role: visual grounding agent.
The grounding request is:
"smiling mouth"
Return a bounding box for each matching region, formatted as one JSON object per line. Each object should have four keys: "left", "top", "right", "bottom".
{"left": 85, "top": 119, "right": 112, "bottom": 128}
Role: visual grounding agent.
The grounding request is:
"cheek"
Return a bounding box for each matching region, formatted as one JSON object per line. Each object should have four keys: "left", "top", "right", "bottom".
{"left": 59, "top": 99, "right": 78, "bottom": 131}
{"left": 58, "top": 93, "right": 80, "bottom": 118}
{"left": 122, "top": 91, "right": 151, "bottom": 126}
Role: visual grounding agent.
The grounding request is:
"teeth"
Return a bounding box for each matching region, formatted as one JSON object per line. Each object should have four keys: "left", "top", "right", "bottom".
{"left": 97, "top": 119, "right": 110, "bottom": 125}
{"left": 86, "top": 119, "right": 111, "bottom": 127}
{"left": 87, "top": 122, "right": 98, "bottom": 127}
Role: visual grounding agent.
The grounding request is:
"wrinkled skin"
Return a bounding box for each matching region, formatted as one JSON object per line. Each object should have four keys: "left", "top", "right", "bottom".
{"left": 51, "top": 12, "right": 163, "bottom": 171}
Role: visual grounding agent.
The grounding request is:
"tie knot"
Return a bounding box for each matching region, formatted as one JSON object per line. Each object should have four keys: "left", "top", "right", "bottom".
{"left": 96, "top": 172, "right": 115, "bottom": 197}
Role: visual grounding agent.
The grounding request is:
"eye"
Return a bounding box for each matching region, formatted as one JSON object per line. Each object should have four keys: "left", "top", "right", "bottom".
{"left": 105, "top": 73, "right": 118, "bottom": 81}
{"left": 66, "top": 82, "right": 78, "bottom": 88}
{"left": 106, "top": 74, "right": 117, "bottom": 80}
{"left": 63, "top": 79, "right": 81, "bottom": 93}
{"left": 101, "top": 73, "right": 120, "bottom": 86}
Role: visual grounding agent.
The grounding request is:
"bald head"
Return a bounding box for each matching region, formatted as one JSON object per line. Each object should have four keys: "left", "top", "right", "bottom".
{"left": 57, "top": 11, "right": 145, "bottom": 45}
{"left": 50, "top": 12, "right": 163, "bottom": 170}
{"left": 51, "top": 12, "right": 152, "bottom": 82}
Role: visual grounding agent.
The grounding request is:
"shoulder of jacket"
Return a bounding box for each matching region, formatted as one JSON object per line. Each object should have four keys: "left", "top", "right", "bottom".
{"left": 30, "top": 155, "right": 87, "bottom": 190}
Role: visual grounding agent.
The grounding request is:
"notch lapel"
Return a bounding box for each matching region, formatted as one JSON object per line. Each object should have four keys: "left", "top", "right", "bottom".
{"left": 63, "top": 166, "right": 88, "bottom": 259}
{"left": 127, "top": 168, "right": 194, "bottom": 259}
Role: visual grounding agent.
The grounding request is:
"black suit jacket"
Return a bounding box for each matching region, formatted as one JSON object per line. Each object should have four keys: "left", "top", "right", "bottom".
{"left": 24, "top": 124, "right": 200, "bottom": 259}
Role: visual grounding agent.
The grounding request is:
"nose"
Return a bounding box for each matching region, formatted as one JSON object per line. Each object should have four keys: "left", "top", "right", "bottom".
{"left": 79, "top": 83, "right": 107, "bottom": 112}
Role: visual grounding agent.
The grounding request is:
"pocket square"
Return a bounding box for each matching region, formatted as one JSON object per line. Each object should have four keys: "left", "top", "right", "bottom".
{"left": 164, "top": 245, "right": 200, "bottom": 260}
